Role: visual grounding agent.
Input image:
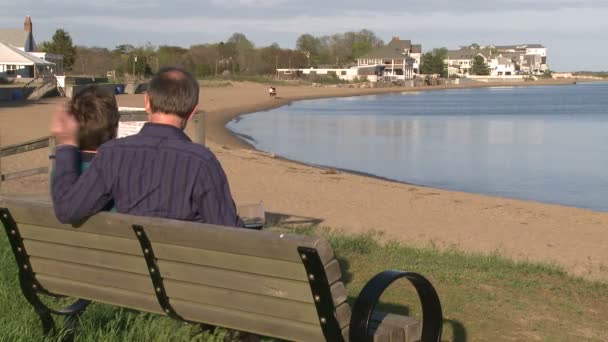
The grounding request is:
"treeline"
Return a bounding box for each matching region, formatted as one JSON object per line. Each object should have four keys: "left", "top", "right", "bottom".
{"left": 70, "top": 30, "right": 385, "bottom": 78}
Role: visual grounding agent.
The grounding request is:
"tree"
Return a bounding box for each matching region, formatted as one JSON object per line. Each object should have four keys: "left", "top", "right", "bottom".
{"left": 73, "top": 46, "right": 113, "bottom": 76}
{"left": 420, "top": 48, "right": 448, "bottom": 77}
{"left": 40, "top": 29, "right": 77, "bottom": 70}
{"left": 470, "top": 55, "right": 490, "bottom": 75}
{"left": 228, "top": 33, "right": 255, "bottom": 74}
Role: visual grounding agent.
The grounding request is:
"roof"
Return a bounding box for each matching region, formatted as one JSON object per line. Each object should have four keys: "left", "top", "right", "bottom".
{"left": 0, "top": 42, "right": 53, "bottom": 66}
{"left": 495, "top": 44, "right": 544, "bottom": 50}
{"left": 411, "top": 44, "right": 422, "bottom": 53}
{"left": 358, "top": 38, "right": 414, "bottom": 59}
{"left": 447, "top": 49, "right": 492, "bottom": 60}
{"left": 0, "top": 29, "right": 35, "bottom": 51}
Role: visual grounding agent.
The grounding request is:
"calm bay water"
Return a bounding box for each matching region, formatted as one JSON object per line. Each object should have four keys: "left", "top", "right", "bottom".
{"left": 227, "top": 82, "right": 608, "bottom": 211}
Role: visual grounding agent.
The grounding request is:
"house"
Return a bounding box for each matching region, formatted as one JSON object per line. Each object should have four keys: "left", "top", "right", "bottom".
{"left": 446, "top": 49, "right": 492, "bottom": 75}
{"left": 494, "top": 44, "right": 548, "bottom": 74}
{"left": 356, "top": 37, "right": 422, "bottom": 80}
{"left": 447, "top": 43, "right": 548, "bottom": 76}
{"left": 0, "top": 16, "right": 64, "bottom": 78}
{"left": 488, "top": 56, "right": 515, "bottom": 76}
{"left": 0, "top": 42, "right": 55, "bottom": 78}
{"left": 276, "top": 66, "right": 382, "bottom": 82}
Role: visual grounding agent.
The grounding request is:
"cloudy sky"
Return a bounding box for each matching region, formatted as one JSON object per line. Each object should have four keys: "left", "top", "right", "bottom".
{"left": 1, "top": 0, "right": 607, "bottom": 71}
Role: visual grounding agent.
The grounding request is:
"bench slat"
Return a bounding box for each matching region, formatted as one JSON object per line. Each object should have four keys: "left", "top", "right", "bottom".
{"left": 157, "top": 260, "right": 313, "bottom": 303}
{"left": 2, "top": 198, "right": 335, "bottom": 263}
{"left": 30, "top": 257, "right": 154, "bottom": 295}
{"left": 172, "top": 299, "right": 325, "bottom": 342}
{"left": 23, "top": 240, "right": 149, "bottom": 275}
{"left": 20, "top": 224, "right": 142, "bottom": 255}
{"left": 36, "top": 274, "right": 163, "bottom": 314}
{"left": 154, "top": 243, "right": 308, "bottom": 281}
{"left": 164, "top": 279, "right": 319, "bottom": 324}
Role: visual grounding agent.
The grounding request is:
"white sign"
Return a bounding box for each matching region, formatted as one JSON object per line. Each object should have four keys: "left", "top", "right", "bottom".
{"left": 118, "top": 121, "right": 146, "bottom": 138}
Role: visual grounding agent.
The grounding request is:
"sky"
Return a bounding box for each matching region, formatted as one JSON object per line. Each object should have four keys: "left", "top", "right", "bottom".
{"left": 1, "top": 0, "right": 607, "bottom": 71}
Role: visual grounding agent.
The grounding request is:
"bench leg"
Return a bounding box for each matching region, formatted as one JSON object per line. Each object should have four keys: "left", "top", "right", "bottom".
{"left": 2, "top": 208, "right": 90, "bottom": 341}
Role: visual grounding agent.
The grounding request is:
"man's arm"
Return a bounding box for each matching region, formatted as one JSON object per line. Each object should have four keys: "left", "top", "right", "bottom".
{"left": 52, "top": 145, "right": 113, "bottom": 223}
{"left": 194, "top": 157, "right": 243, "bottom": 227}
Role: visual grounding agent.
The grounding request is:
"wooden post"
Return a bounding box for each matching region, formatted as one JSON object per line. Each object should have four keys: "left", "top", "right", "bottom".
{"left": 195, "top": 112, "right": 206, "bottom": 147}
{"left": 48, "top": 136, "right": 56, "bottom": 182}
{"left": 0, "top": 134, "right": 3, "bottom": 193}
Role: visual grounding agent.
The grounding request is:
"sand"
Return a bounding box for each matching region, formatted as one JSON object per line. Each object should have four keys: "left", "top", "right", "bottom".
{"left": 1, "top": 80, "right": 607, "bottom": 281}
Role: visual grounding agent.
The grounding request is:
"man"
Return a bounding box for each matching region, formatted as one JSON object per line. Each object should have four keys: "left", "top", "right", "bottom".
{"left": 51, "top": 67, "right": 242, "bottom": 227}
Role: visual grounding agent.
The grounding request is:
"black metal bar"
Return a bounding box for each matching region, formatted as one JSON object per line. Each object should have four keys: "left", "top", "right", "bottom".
{"left": 1, "top": 208, "right": 91, "bottom": 339}
{"left": 349, "top": 270, "right": 443, "bottom": 342}
{"left": 298, "top": 247, "right": 345, "bottom": 342}
{"left": 132, "top": 224, "right": 186, "bottom": 321}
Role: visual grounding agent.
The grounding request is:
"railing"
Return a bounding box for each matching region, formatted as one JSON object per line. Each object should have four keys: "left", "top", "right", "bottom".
{"left": 0, "top": 137, "right": 54, "bottom": 191}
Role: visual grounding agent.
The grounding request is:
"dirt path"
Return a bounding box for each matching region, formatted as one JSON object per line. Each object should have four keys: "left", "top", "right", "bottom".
{"left": 1, "top": 80, "right": 606, "bottom": 281}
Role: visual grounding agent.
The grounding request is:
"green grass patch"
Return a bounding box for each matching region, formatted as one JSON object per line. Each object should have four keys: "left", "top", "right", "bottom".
{"left": 1, "top": 225, "right": 607, "bottom": 341}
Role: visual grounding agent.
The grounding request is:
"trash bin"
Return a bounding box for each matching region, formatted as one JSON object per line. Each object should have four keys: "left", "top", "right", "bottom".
{"left": 10, "top": 89, "right": 23, "bottom": 101}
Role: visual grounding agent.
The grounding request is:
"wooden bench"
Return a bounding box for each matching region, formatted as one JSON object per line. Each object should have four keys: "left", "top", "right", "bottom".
{"left": 0, "top": 197, "right": 443, "bottom": 341}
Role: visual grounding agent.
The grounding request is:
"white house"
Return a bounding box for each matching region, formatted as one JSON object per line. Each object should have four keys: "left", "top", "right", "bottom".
{"left": 446, "top": 49, "right": 492, "bottom": 75}
{"left": 277, "top": 66, "right": 380, "bottom": 82}
{"left": 0, "top": 16, "right": 64, "bottom": 78}
{"left": 356, "top": 37, "right": 422, "bottom": 80}
{"left": 494, "top": 44, "right": 548, "bottom": 74}
{"left": 0, "top": 42, "right": 55, "bottom": 78}
{"left": 488, "top": 56, "right": 515, "bottom": 76}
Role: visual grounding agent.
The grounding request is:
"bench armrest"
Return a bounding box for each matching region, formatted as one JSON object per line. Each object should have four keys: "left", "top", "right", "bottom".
{"left": 349, "top": 270, "right": 443, "bottom": 342}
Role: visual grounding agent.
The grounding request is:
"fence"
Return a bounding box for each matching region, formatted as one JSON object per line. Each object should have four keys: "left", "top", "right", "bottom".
{"left": 0, "top": 109, "right": 206, "bottom": 192}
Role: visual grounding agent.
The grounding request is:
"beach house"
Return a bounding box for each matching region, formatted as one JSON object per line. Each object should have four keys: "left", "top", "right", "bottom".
{"left": 446, "top": 48, "right": 492, "bottom": 75}
{"left": 356, "top": 37, "right": 422, "bottom": 80}
{"left": 0, "top": 16, "right": 64, "bottom": 78}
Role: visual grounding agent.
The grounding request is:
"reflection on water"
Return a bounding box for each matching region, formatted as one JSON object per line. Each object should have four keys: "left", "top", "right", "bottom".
{"left": 228, "top": 83, "right": 608, "bottom": 211}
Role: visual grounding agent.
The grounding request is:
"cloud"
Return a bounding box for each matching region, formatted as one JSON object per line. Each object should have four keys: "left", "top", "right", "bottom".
{"left": 1, "top": 0, "right": 607, "bottom": 70}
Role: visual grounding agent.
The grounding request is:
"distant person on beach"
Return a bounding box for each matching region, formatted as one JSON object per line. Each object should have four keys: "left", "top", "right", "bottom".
{"left": 51, "top": 66, "right": 242, "bottom": 227}
{"left": 268, "top": 86, "right": 276, "bottom": 98}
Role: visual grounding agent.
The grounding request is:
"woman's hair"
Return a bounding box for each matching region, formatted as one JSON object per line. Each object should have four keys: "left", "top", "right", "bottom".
{"left": 70, "top": 85, "right": 120, "bottom": 150}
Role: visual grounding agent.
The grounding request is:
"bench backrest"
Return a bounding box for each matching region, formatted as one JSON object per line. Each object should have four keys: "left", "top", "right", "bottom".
{"left": 0, "top": 197, "right": 351, "bottom": 341}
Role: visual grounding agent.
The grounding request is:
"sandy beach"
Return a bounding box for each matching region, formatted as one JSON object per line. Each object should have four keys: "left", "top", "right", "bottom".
{"left": 1, "top": 80, "right": 607, "bottom": 281}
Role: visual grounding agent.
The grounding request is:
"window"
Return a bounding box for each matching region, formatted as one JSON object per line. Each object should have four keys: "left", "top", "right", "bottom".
{"left": 341, "top": 71, "right": 347, "bottom": 76}
{"left": 6, "top": 65, "right": 17, "bottom": 75}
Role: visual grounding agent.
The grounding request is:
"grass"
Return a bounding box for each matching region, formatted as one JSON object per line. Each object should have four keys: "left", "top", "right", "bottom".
{"left": 1, "top": 225, "right": 608, "bottom": 341}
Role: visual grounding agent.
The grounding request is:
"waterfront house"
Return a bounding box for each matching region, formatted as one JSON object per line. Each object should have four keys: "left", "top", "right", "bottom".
{"left": 446, "top": 48, "right": 492, "bottom": 75}
{"left": 492, "top": 44, "right": 548, "bottom": 74}
{"left": 356, "top": 37, "right": 422, "bottom": 80}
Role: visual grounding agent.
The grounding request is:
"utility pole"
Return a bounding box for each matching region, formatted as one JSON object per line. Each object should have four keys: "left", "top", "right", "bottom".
{"left": 275, "top": 55, "right": 279, "bottom": 80}
{"left": 133, "top": 55, "right": 137, "bottom": 78}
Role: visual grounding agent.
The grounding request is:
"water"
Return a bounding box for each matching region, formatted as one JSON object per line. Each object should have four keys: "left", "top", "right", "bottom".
{"left": 227, "top": 82, "right": 608, "bottom": 211}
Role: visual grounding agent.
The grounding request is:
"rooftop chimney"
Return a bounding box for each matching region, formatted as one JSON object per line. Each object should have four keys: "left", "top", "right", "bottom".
{"left": 392, "top": 36, "right": 400, "bottom": 41}
{"left": 24, "top": 16, "right": 32, "bottom": 33}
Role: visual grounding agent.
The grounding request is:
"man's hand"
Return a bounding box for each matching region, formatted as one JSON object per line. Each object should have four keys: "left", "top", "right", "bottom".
{"left": 50, "top": 104, "right": 79, "bottom": 146}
